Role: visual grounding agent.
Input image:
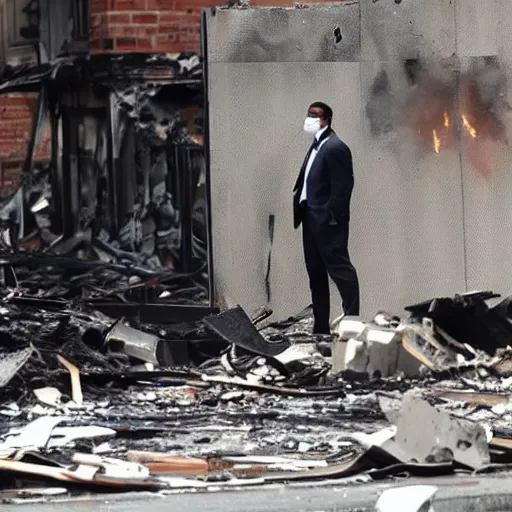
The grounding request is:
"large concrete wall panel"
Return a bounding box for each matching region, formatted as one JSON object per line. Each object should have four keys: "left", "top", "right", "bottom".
{"left": 361, "top": 0, "right": 456, "bottom": 62}
{"left": 457, "top": 0, "right": 512, "bottom": 293}
{"left": 207, "top": 5, "right": 360, "bottom": 63}
{"left": 209, "top": 62, "right": 363, "bottom": 319}
{"left": 456, "top": 2, "right": 512, "bottom": 291}
{"left": 358, "top": 62, "right": 466, "bottom": 314}
{"left": 455, "top": 0, "right": 498, "bottom": 58}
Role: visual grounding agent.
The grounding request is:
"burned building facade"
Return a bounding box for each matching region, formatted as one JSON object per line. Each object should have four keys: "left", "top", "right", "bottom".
{"left": 0, "top": 0, "right": 216, "bottom": 314}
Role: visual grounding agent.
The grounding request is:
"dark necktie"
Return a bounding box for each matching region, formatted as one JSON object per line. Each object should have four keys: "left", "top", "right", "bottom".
{"left": 293, "top": 128, "right": 333, "bottom": 195}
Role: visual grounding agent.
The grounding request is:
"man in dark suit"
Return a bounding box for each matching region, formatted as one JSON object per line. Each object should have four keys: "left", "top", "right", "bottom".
{"left": 293, "top": 102, "right": 360, "bottom": 334}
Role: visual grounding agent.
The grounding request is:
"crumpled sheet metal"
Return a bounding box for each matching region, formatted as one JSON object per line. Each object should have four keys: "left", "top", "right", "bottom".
{"left": 204, "top": 306, "right": 290, "bottom": 358}
{"left": 0, "top": 346, "right": 33, "bottom": 388}
{"left": 398, "top": 292, "right": 512, "bottom": 375}
{"left": 405, "top": 292, "right": 512, "bottom": 357}
{"left": 104, "top": 320, "right": 161, "bottom": 366}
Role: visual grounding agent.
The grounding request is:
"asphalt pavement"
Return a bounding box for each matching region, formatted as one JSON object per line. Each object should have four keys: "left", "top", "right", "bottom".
{"left": 9, "top": 473, "right": 512, "bottom": 511}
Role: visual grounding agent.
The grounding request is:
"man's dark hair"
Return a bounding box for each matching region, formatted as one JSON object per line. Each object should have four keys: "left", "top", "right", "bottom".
{"left": 309, "top": 101, "right": 333, "bottom": 125}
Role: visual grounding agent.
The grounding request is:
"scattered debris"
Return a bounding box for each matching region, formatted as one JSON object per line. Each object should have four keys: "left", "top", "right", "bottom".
{"left": 375, "top": 485, "right": 437, "bottom": 512}
{"left": 33, "top": 387, "right": 62, "bottom": 407}
{"left": 0, "top": 292, "right": 511, "bottom": 501}
{"left": 0, "top": 416, "right": 63, "bottom": 458}
{"left": 204, "top": 305, "right": 291, "bottom": 358}
{"left": 392, "top": 393, "right": 490, "bottom": 470}
{"left": 57, "top": 355, "right": 83, "bottom": 405}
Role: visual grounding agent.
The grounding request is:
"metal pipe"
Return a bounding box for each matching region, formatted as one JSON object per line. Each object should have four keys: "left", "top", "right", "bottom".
{"left": 201, "top": 10, "right": 215, "bottom": 309}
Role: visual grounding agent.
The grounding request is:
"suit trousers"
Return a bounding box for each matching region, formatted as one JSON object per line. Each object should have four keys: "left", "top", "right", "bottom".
{"left": 302, "top": 207, "right": 360, "bottom": 334}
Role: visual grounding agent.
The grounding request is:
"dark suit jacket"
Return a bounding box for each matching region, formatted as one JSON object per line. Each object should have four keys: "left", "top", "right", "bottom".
{"left": 293, "top": 132, "right": 354, "bottom": 229}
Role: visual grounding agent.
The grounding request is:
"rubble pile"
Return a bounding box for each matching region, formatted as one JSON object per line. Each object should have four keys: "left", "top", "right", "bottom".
{"left": 0, "top": 151, "right": 208, "bottom": 305}
{"left": 2, "top": 290, "right": 512, "bottom": 502}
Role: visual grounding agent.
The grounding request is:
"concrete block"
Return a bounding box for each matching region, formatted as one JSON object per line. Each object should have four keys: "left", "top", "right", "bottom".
{"left": 332, "top": 338, "right": 367, "bottom": 374}
{"left": 333, "top": 327, "right": 421, "bottom": 377}
{"left": 336, "top": 317, "right": 366, "bottom": 340}
{"left": 365, "top": 328, "right": 400, "bottom": 377}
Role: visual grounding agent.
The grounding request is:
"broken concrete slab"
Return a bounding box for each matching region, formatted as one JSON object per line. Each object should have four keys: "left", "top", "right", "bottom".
{"left": 332, "top": 338, "right": 366, "bottom": 375}
{"left": 377, "top": 394, "right": 403, "bottom": 425}
{"left": 33, "top": 387, "right": 62, "bottom": 407}
{"left": 332, "top": 324, "right": 419, "bottom": 378}
{"left": 393, "top": 393, "right": 490, "bottom": 469}
{"left": 365, "top": 328, "right": 402, "bottom": 376}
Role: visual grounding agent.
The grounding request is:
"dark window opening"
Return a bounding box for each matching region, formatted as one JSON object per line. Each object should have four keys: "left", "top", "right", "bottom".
{"left": 71, "top": 0, "right": 88, "bottom": 41}
{"left": 6, "top": 0, "right": 39, "bottom": 47}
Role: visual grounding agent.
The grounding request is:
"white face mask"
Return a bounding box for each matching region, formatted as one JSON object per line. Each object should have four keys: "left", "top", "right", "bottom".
{"left": 303, "top": 116, "right": 321, "bottom": 135}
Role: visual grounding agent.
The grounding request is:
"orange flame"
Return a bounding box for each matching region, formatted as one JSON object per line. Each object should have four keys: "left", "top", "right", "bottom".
{"left": 462, "top": 114, "right": 477, "bottom": 138}
{"left": 433, "top": 129, "right": 441, "bottom": 154}
{"left": 444, "top": 111, "right": 450, "bottom": 128}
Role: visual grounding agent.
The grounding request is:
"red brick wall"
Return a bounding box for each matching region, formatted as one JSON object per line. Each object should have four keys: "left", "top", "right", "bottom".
{"left": 89, "top": 0, "right": 211, "bottom": 53}
{"left": 0, "top": 93, "right": 51, "bottom": 197}
{"left": 89, "top": 0, "right": 341, "bottom": 54}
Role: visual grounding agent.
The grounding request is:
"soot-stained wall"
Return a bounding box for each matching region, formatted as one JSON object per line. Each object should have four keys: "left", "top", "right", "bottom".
{"left": 207, "top": 0, "right": 512, "bottom": 320}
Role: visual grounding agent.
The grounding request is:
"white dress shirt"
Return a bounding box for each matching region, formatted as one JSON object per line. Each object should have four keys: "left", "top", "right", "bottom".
{"left": 299, "top": 126, "right": 330, "bottom": 204}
